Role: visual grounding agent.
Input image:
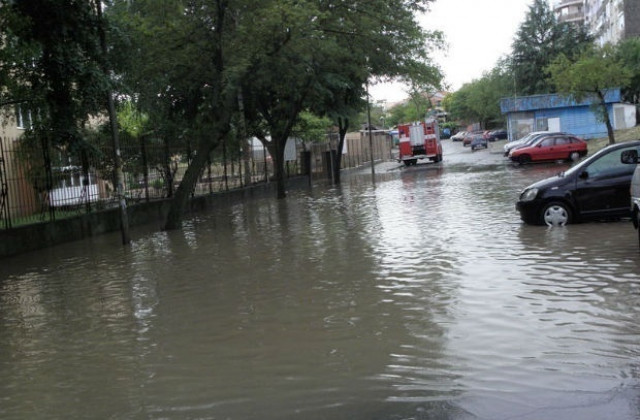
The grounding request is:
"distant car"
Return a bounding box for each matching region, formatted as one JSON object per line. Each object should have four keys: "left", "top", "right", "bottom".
{"left": 486, "top": 129, "right": 507, "bottom": 141}
{"left": 451, "top": 131, "right": 466, "bottom": 141}
{"left": 463, "top": 131, "right": 483, "bottom": 147}
{"left": 470, "top": 134, "right": 488, "bottom": 151}
{"left": 517, "top": 140, "right": 640, "bottom": 226}
{"left": 503, "top": 131, "right": 564, "bottom": 156}
{"left": 509, "top": 134, "right": 587, "bottom": 164}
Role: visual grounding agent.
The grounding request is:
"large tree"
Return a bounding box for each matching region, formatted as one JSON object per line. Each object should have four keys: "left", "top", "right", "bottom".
{"left": 241, "top": 0, "right": 443, "bottom": 194}
{"left": 108, "top": 0, "right": 255, "bottom": 229}
{"left": 325, "top": 0, "right": 443, "bottom": 184}
{"left": 547, "top": 44, "right": 633, "bottom": 145}
{"left": 0, "top": 0, "right": 109, "bottom": 147}
{"left": 511, "top": 0, "right": 592, "bottom": 96}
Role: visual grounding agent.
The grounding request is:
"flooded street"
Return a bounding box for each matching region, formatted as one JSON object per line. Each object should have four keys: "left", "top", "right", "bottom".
{"left": 2, "top": 141, "right": 640, "bottom": 419}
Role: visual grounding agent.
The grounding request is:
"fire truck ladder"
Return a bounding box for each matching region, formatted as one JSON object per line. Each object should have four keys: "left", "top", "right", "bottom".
{"left": 0, "top": 137, "right": 11, "bottom": 229}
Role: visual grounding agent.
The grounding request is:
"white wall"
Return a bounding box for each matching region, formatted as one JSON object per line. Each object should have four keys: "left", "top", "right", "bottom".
{"left": 613, "top": 104, "right": 637, "bottom": 130}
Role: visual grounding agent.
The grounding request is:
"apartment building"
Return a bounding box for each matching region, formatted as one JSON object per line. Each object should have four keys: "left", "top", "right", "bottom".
{"left": 553, "top": 0, "right": 639, "bottom": 45}
{"left": 553, "top": 0, "right": 585, "bottom": 24}
{"left": 584, "top": 0, "right": 640, "bottom": 45}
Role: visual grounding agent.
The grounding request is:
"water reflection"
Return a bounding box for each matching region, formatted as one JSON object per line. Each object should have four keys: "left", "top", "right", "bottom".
{"left": 1, "top": 155, "right": 640, "bottom": 419}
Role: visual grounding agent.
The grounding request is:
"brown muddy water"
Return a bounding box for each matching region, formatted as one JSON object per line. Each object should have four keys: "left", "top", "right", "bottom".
{"left": 1, "top": 142, "right": 640, "bottom": 420}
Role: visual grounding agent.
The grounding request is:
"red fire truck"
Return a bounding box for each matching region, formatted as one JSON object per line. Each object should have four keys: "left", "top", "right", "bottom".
{"left": 397, "top": 118, "right": 443, "bottom": 166}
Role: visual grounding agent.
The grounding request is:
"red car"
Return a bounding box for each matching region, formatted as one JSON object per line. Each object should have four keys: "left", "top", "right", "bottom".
{"left": 509, "top": 134, "right": 587, "bottom": 164}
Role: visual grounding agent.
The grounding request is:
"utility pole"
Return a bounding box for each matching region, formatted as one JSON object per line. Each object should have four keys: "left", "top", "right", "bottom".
{"left": 366, "top": 81, "right": 376, "bottom": 182}
{"left": 96, "top": 1, "right": 130, "bottom": 244}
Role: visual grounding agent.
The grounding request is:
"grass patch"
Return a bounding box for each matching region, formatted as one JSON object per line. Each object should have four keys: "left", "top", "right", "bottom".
{"left": 588, "top": 125, "right": 640, "bottom": 154}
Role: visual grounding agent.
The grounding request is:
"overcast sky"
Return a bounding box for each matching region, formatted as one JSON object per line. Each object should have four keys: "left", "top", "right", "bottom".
{"left": 370, "top": 0, "right": 536, "bottom": 104}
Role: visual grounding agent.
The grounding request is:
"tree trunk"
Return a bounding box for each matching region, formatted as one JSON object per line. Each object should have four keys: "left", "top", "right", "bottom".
{"left": 237, "top": 92, "right": 252, "bottom": 186}
{"left": 266, "top": 136, "right": 287, "bottom": 199}
{"left": 332, "top": 118, "right": 349, "bottom": 184}
{"left": 164, "top": 136, "right": 221, "bottom": 230}
{"left": 598, "top": 91, "right": 616, "bottom": 145}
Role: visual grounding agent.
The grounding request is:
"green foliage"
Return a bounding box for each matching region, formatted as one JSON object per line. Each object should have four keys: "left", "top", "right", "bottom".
{"left": 0, "top": 0, "right": 111, "bottom": 147}
{"left": 547, "top": 44, "right": 633, "bottom": 144}
{"left": 616, "top": 37, "right": 640, "bottom": 103}
{"left": 443, "top": 66, "right": 510, "bottom": 128}
{"left": 118, "top": 101, "right": 150, "bottom": 139}
{"left": 303, "top": 0, "right": 443, "bottom": 135}
{"left": 292, "top": 112, "right": 333, "bottom": 144}
{"left": 387, "top": 101, "right": 424, "bottom": 126}
{"left": 236, "top": 0, "right": 443, "bottom": 196}
{"left": 439, "top": 121, "right": 458, "bottom": 132}
{"left": 546, "top": 44, "right": 633, "bottom": 103}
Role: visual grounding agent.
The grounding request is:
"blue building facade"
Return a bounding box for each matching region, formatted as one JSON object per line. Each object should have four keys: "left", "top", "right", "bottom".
{"left": 499, "top": 88, "right": 636, "bottom": 141}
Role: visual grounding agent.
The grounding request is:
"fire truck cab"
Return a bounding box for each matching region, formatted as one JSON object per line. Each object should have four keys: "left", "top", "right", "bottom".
{"left": 397, "top": 118, "right": 443, "bottom": 166}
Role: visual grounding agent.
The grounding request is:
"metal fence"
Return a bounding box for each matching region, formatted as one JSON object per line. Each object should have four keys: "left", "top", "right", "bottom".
{"left": 0, "top": 131, "right": 393, "bottom": 230}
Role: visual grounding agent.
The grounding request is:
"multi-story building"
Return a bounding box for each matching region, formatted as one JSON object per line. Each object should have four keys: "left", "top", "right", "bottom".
{"left": 584, "top": 0, "right": 640, "bottom": 45}
{"left": 553, "top": 0, "right": 639, "bottom": 45}
{"left": 553, "top": 0, "right": 585, "bottom": 24}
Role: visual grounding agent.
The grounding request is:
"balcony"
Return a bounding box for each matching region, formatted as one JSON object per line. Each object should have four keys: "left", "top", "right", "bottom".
{"left": 554, "top": 0, "right": 583, "bottom": 7}
{"left": 558, "top": 11, "right": 585, "bottom": 23}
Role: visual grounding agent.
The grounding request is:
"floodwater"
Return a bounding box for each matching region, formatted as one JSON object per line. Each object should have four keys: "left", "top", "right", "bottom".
{"left": 2, "top": 141, "right": 640, "bottom": 420}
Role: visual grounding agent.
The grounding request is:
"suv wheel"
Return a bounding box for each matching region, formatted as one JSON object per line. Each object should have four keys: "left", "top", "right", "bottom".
{"left": 542, "top": 202, "right": 572, "bottom": 226}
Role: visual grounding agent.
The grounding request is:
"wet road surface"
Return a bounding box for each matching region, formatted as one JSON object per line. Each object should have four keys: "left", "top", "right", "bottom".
{"left": 1, "top": 139, "right": 640, "bottom": 419}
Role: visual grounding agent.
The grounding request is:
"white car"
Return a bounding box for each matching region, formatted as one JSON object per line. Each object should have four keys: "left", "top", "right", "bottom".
{"left": 451, "top": 131, "right": 466, "bottom": 141}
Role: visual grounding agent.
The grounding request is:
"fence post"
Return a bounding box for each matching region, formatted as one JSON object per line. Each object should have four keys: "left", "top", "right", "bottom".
{"left": 40, "top": 134, "right": 55, "bottom": 222}
{"left": 222, "top": 136, "right": 228, "bottom": 191}
{"left": 140, "top": 135, "right": 150, "bottom": 203}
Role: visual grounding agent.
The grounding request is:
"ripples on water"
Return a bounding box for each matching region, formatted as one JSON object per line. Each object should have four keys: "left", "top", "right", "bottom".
{"left": 1, "top": 158, "right": 640, "bottom": 419}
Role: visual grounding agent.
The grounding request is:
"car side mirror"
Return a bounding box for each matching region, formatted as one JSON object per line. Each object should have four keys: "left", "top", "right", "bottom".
{"left": 579, "top": 171, "right": 589, "bottom": 180}
{"left": 620, "top": 149, "right": 639, "bottom": 164}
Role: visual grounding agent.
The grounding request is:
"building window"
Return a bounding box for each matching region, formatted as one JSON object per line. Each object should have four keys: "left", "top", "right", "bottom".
{"left": 15, "top": 105, "right": 32, "bottom": 129}
{"left": 536, "top": 118, "right": 549, "bottom": 132}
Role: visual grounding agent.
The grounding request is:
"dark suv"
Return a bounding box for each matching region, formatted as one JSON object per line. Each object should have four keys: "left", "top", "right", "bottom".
{"left": 486, "top": 129, "right": 507, "bottom": 141}
{"left": 517, "top": 140, "right": 640, "bottom": 226}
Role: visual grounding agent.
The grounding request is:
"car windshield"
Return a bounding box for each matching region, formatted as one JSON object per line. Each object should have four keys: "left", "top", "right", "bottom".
{"left": 562, "top": 143, "right": 640, "bottom": 178}
{"left": 516, "top": 134, "right": 534, "bottom": 143}
{"left": 526, "top": 134, "right": 552, "bottom": 146}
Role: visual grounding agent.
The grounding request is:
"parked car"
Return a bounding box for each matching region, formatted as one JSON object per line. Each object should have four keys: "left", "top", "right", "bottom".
{"left": 470, "top": 134, "right": 488, "bottom": 151}
{"left": 619, "top": 145, "right": 640, "bottom": 247}
{"left": 451, "top": 131, "right": 466, "bottom": 142}
{"left": 516, "top": 140, "right": 640, "bottom": 226}
{"left": 486, "top": 129, "right": 507, "bottom": 141}
{"left": 463, "top": 131, "right": 483, "bottom": 147}
{"left": 509, "top": 134, "right": 587, "bottom": 164}
{"left": 503, "top": 131, "right": 564, "bottom": 156}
